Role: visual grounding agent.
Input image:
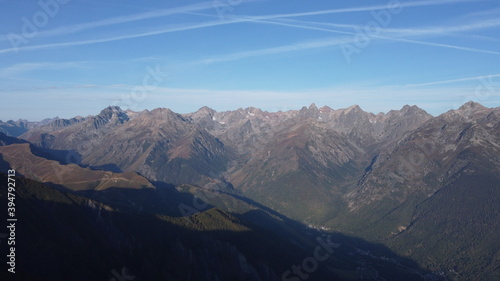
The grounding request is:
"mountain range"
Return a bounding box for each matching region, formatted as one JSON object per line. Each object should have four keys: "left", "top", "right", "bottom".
{"left": 0, "top": 101, "right": 498, "bottom": 281}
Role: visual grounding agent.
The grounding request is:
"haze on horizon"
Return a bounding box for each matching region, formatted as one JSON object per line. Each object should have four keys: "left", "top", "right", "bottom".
{"left": 1, "top": 0, "right": 499, "bottom": 121}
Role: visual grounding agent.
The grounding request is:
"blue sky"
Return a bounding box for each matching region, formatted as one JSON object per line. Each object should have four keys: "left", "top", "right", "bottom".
{"left": 1, "top": 0, "right": 500, "bottom": 121}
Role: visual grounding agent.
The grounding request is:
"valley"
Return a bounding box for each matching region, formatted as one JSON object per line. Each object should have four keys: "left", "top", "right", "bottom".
{"left": 0, "top": 102, "right": 498, "bottom": 280}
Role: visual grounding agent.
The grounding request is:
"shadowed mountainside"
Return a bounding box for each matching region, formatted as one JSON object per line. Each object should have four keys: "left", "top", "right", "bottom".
{"left": 8, "top": 101, "right": 500, "bottom": 280}
{"left": 0, "top": 174, "right": 442, "bottom": 281}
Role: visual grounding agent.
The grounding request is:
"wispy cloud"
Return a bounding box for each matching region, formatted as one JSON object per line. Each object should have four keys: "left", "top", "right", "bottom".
{"left": 178, "top": 11, "right": 500, "bottom": 66}
{"left": 243, "top": 0, "right": 480, "bottom": 19}
{"left": 234, "top": 17, "right": 500, "bottom": 56}
{"left": 274, "top": 17, "right": 500, "bottom": 38}
{"left": 192, "top": 36, "right": 353, "bottom": 65}
{"left": 382, "top": 37, "right": 500, "bottom": 55}
{"left": 3, "top": 6, "right": 499, "bottom": 80}
{"left": 406, "top": 73, "right": 500, "bottom": 87}
{"left": 0, "top": 0, "right": 483, "bottom": 54}
{"left": 0, "top": 61, "right": 88, "bottom": 77}
{"left": 0, "top": 19, "right": 250, "bottom": 54}
{"left": 0, "top": 1, "right": 216, "bottom": 42}
{"left": 462, "top": 7, "right": 500, "bottom": 18}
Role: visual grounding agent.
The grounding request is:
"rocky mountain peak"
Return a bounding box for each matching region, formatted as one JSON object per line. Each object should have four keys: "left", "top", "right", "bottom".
{"left": 343, "top": 104, "right": 363, "bottom": 114}
{"left": 447, "top": 101, "right": 490, "bottom": 122}
{"left": 308, "top": 103, "right": 318, "bottom": 111}
{"left": 139, "top": 107, "right": 190, "bottom": 128}
{"left": 149, "top": 107, "right": 176, "bottom": 117}
{"left": 198, "top": 106, "right": 217, "bottom": 115}
{"left": 245, "top": 107, "right": 263, "bottom": 116}
{"left": 298, "top": 104, "right": 320, "bottom": 119}
{"left": 99, "top": 105, "right": 122, "bottom": 114}
{"left": 98, "top": 105, "right": 129, "bottom": 123}
{"left": 395, "top": 105, "right": 431, "bottom": 119}
{"left": 457, "top": 101, "right": 487, "bottom": 113}
{"left": 77, "top": 105, "right": 129, "bottom": 131}
{"left": 4, "top": 102, "right": 499, "bottom": 281}
{"left": 401, "top": 104, "right": 418, "bottom": 113}
{"left": 186, "top": 106, "right": 217, "bottom": 121}
{"left": 319, "top": 105, "right": 333, "bottom": 113}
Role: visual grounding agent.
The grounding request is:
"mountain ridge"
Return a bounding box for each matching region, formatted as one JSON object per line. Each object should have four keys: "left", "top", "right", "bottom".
{"left": 3, "top": 101, "right": 498, "bottom": 280}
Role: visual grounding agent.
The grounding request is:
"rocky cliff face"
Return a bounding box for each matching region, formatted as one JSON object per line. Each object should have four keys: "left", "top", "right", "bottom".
{"left": 20, "top": 103, "right": 433, "bottom": 201}
{"left": 13, "top": 102, "right": 500, "bottom": 280}
{"left": 22, "top": 106, "right": 229, "bottom": 187}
